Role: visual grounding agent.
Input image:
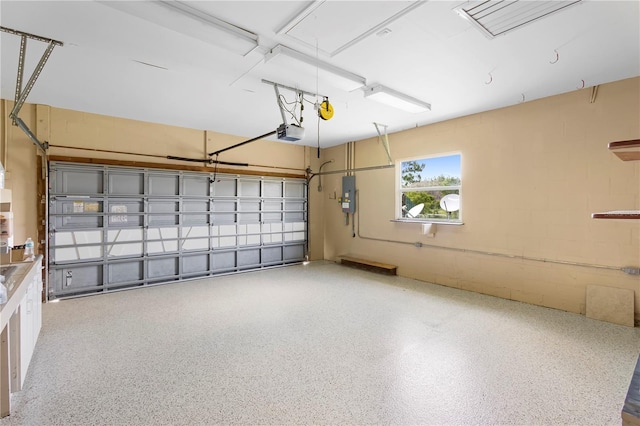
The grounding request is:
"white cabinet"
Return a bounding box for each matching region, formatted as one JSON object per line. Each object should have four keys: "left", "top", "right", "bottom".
{"left": 0, "top": 256, "right": 43, "bottom": 416}
{"left": 18, "top": 271, "right": 42, "bottom": 387}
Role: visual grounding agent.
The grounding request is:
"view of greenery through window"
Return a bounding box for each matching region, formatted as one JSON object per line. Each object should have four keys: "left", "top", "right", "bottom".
{"left": 400, "top": 154, "right": 461, "bottom": 221}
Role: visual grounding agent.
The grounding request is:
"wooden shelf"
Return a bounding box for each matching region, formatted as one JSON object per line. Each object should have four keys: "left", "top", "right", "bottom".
{"left": 591, "top": 210, "right": 640, "bottom": 220}
{"left": 609, "top": 139, "right": 640, "bottom": 161}
{"left": 597, "top": 140, "right": 640, "bottom": 220}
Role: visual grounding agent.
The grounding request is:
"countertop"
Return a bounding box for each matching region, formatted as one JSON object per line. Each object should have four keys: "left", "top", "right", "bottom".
{"left": 0, "top": 255, "right": 43, "bottom": 331}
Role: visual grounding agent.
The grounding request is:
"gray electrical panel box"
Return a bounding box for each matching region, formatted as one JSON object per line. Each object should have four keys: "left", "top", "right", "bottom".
{"left": 341, "top": 175, "right": 356, "bottom": 213}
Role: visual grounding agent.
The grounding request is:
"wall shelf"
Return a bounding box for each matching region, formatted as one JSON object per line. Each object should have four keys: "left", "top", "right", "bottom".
{"left": 591, "top": 210, "right": 640, "bottom": 220}
{"left": 592, "top": 139, "right": 640, "bottom": 220}
{"left": 609, "top": 139, "right": 640, "bottom": 161}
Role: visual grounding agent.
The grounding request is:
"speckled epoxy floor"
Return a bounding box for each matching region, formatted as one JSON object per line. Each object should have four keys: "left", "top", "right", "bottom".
{"left": 2, "top": 261, "right": 639, "bottom": 425}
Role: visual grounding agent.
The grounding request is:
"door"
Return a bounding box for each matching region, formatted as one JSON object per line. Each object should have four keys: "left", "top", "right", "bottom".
{"left": 48, "top": 162, "right": 307, "bottom": 298}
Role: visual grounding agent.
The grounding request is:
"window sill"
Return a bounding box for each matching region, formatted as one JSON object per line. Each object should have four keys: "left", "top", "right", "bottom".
{"left": 390, "top": 219, "right": 464, "bottom": 226}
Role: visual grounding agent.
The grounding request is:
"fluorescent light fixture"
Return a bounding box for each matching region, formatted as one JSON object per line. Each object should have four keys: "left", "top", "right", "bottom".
{"left": 275, "top": 0, "right": 324, "bottom": 35}
{"left": 156, "top": 1, "right": 258, "bottom": 55}
{"left": 264, "top": 45, "right": 366, "bottom": 91}
{"left": 455, "top": 0, "right": 582, "bottom": 39}
{"left": 100, "top": 1, "right": 258, "bottom": 56}
{"left": 363, "top": 85, "right": 431, "bottom": 113}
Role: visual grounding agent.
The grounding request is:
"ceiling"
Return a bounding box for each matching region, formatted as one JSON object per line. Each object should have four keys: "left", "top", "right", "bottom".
{"left": 1, "top": 1, "right": 639, "bottom": 149}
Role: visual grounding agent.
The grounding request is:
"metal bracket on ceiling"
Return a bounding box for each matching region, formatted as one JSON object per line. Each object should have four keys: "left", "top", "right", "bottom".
{"left": 14, "top": 117, "right": 49, "bottom": 151}
{"left": 373, "top": 122, "right": 392, "bottom": 165}
{"left": 273, "top": 84, "right": 289, "bottom": 126}
{"left": 1, "top": 26, "right": 63, "bottom": 152}
{"left": 261, "top": 79, "right": 324, "bottom": 100}
{"left": 590, "top": 85, "right": 599, "bottom": 104}
{"left": 261, "top": 79, "right": 327, "bottom": 124}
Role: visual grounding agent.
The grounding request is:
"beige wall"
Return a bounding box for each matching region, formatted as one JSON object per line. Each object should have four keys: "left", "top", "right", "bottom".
{"left": 2, "top": 77, "right": 638, "bottom": 319}
{"left": 321, "top": 77, "right": 640, "bottom": 318}
{"left": 1, "top": 102, "right": 326, "bottom": 261}
{"left": 1, "top": 102, "right": 40, "bottom": 248}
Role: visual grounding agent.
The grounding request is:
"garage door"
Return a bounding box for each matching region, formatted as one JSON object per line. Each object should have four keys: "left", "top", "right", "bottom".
{"left": 48, "top": 162, "right": 307, "bottom": 299}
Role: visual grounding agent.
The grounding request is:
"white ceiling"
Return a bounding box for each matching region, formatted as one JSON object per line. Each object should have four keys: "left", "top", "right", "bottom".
{"left": 1, "top": 1, "right": 639, "bottom": 150}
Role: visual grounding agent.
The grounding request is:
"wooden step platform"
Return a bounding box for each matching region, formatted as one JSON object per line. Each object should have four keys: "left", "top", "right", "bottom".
{"left": 340, "top": 256, "right": 397, "bottom": 276}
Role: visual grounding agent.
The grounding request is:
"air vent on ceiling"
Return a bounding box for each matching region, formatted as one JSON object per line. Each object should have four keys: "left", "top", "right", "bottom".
{"left": 456, "top": 0, "right": 582, "bottom": 39}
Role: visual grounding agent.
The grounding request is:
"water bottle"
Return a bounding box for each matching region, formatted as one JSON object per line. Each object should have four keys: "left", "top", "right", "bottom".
{"left": 24, "top": 237, "right": 35, "bottom": 261}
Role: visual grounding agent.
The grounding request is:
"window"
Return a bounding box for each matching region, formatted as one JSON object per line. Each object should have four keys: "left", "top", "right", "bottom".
{"left": 398, "top": 153, "right": 461, "bottom": 222}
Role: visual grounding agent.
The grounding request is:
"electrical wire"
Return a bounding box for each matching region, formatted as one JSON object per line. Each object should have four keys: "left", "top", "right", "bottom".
{"left": 298, "top": 92, "right": 304, "bottom": 124}
{"left": 212, "top": 154, "right": 219, "bottom": 184}
{"left": 315, "top": 37, "right": 320, "bottom": 158}
{"left": 302, "top": 97, "right": 317, "bottom": 106}
{"left": 278, "top": 94, "right": 299, "bottom": 125}
{"left": 278, "top": 92, "right": 306, "bottom": 126}
{"left": 278, "top": 94, "right": 298, "bottom": 105}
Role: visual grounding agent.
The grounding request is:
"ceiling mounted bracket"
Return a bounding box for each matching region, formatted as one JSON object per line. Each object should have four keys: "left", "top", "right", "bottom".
{"left": 262, "top": 79, "right": 329, "bottom": 126}
{"left": 14, "top": 117, "right": 49, "bottom": 152}
{"left": 1, "top": 26, "right": 63, "bottom": 152}
{"left": 262, "top": 79, "right": 326, "bottom": 109}
{"left": 10, "top": 40, "right": 56, "bottom": 121}
{"left": 373, "top": 122, "right": 392, "bottom": 165}
{"left": 13, "top": 35, "right": 27, "bottom": 124}
{"left": 590, "top": 85, "right": 599, "bottom": 104}
{"left": 273, "top": 84, "right": 289, "bottom": 126}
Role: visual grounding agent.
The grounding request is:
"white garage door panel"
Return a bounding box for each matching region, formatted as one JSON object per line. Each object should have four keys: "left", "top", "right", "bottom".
{"left": 54, "top": 246, "right": 103, "bottom": 262}
{"left": 55, "top": 230, "right": 103, "bottom": 245}
{"left": 107, "top": 229, "right": 144, "bottom": 242}
{"left": 181, "top": 226, "right": 209, "bottom": 238}
{"left": 182, "top": 238, "right": 209, "bottom": 251}
{"left": 148, "top": 240, "right": 179, "bottom": 254}
{"left": 107, "top": 242, "right": 144, "bottom": 257}
{"left": 148, "top": 227, "right": 178, "bottom": 240}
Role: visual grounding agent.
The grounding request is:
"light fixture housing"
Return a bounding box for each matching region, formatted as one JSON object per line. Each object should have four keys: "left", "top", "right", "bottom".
{"left": 363, "top": 85, "right": 431, "bottom": 113}
{"left": 264, "top": 45, "right": 366, "bottom": 91}
{"left": 100, "top": 0, "right": 259, "bottom": 56}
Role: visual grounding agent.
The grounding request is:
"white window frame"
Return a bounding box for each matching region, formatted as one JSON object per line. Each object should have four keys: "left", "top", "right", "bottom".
{"left": 395, "top": 152, "right": 462, "bottom": 224}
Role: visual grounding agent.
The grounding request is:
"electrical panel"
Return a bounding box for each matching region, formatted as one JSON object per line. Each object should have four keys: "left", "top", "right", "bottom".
{"left": 340, "top": 176, "right": 355, "bottom": 213}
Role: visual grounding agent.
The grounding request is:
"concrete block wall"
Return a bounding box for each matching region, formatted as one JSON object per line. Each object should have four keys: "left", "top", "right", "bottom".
{"left": 321, "top": 77, "right": 640, "bottom": 320}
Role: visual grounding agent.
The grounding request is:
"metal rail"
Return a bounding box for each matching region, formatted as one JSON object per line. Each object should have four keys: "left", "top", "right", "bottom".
{"left": 0, "top": 26, "right": 63, "bottom": 46}
{"left": 14, "top": 117, "right": 48, "bottom": 152}
{"left": 167, "top": 155, "right": 248, "bottom": 167}
{"left": 10, "top": 41, "right": 56, "bottom": 121}
{"left": 261, "top": 79, "right": 325, "bottom": 100}
{"left": 308, "top": 164, "right": 395, "bottom": 181}
{"left": 47, "top": 144, "right": 307, "bottom": 172}
{"left": 208, "top": 130, "right": 276, "bottom": 157}
{"left": 13, "top": 35, "right": 27, "bottom": 124}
